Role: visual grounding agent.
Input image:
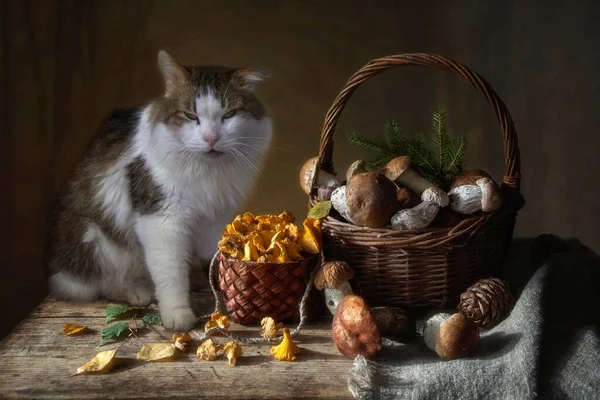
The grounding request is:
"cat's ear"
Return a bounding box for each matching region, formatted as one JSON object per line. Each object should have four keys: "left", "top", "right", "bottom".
{"left": 157, "top": 50, "right": 189, "bottom": 96}
{"left": 233, "top": 68, "right": 270, "bottom": 90}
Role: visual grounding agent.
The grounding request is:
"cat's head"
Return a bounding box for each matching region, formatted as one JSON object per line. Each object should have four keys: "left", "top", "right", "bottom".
{"left": 150, "top": 50, "right": 272, "bottom": 167}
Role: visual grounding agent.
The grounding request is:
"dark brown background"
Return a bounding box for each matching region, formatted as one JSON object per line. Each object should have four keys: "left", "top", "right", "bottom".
{"left": 1, "top": 0, "right": 599, "bottom": 338}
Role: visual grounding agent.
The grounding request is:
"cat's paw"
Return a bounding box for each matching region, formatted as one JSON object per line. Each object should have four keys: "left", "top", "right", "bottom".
{"left": 121, "top": 285, "right": 153, "bottom": 306}
{"left": 161, "top": 307, "right": 197, "bottom": 331}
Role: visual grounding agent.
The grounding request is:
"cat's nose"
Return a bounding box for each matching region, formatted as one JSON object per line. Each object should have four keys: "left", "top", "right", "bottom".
{"left": 203, "top": 134, "right": 219, "bottom": 148}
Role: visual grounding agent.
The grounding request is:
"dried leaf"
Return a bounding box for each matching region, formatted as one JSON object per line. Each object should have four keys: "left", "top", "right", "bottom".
{"left": 104, "top": 304, "right": 134, "bottom": 323}
{"left": 308, "top": 201, "right": 332, "bottom": 219}
{"left": 74, "top": 349, "right": 117, "bottom": 375}
{"left": 142, "top": 313, "right": 163, "bottom": 326}
{"left": 100, "top": 322, "right": 130, "bottom": 346}
{"left": 136, "top": 343, "right": 178, "bottom": 362}
{"left": 62, "top": 323, "right": 87, "bottom": 336}
{"left": 172, "top": 332, "right": 192, "bottom": 351}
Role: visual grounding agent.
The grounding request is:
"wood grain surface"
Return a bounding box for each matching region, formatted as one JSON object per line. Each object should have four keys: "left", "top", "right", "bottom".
{"left": 0, "top": 291, "right": 353, "bottom": 399}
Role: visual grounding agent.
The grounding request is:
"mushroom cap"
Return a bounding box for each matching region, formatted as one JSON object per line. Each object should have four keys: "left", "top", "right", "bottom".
{"left": 421, "top": 187, "right": 449, "bottom": 207}
{"left": 476, "top": 177, "right": 503, "bottom": 212}
{"left": 299, "top": 157, "right": 341, "bottom": 195}
{"left": 346, "top": 160, "right": 368, "bottom": 182}
{"left": 381, "top": 156, "right": 412, "bottom": 182}
{"left": 435, "top": 313, "right": 479, "bottom": 360}
{"left": 449, "top": 169, "right": 492, "bottom": 190}
{"left": 371, "top": 306, "right": 415, "bottom": 343}
{"left": 314, "top": 261, "right": 355, "bottom": 290}
{"left": 331, "top": 295, "right": 382, "bottom": 359}
{"left": 396, "top": 187, "right": 421, "bottom": 209}
{"left": 346, "top": 172, "right": 399, "bottom": 228}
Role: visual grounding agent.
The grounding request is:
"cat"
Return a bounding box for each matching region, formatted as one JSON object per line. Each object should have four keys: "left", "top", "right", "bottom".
{"left": 46, "top": 50, "right": 272, "bottom": 331}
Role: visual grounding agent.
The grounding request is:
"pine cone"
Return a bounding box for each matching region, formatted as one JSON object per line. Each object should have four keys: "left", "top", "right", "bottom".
{"left": 458, "top": 278, "right": 514, "bottom": 328}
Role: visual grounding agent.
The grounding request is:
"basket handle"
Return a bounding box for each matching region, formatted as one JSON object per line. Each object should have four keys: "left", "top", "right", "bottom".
{"left": 310, "top": 53, "right": 521, "bottom": 196}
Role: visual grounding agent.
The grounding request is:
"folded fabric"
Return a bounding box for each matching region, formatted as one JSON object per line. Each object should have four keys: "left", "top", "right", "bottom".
{"left": 348, "top": 236, "right": 600, "bottom": 399}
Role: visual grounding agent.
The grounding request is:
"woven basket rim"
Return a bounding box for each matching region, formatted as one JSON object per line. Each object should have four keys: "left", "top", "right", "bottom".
{"left": 217, "top": 252, "right": 319, "bottom": 267}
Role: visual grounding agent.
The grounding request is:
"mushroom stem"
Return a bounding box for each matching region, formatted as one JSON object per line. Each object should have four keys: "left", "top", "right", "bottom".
{"left": 324, "top": 281, "right": 353, "bottom": 315}
{"left": 330, "top": 186, "right": 354, "bottom": 223}
{"left": 391, "top": 202, "right": 440, "bottom": 230}
{"left": 394, "top": 168, "right": 437, "bottom": 195}
{"left": 449, "top": 184, "right": 482, "bottom": 214}
{"left": 299, "top": 157, "right": 341, "bottom": 195}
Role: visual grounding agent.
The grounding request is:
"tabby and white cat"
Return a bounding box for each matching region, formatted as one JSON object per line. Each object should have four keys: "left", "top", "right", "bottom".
{"left": 47, "top": 50, "right": 272, "bottom": 330}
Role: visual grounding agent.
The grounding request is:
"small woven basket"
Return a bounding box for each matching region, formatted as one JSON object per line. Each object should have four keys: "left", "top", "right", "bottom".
{"left": 217, "top": 252, "right": 321, "bottom": 325}
{"left": 308, "top": 54, "right": 525, "bottom": 309}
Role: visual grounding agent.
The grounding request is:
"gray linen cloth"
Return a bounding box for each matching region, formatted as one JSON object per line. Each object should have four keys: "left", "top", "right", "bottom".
{"left": 348, "top": 236, "right": 600, "bottom": 399}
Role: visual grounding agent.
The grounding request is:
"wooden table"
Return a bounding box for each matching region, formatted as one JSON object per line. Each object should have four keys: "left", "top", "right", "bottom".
{"left": 0, "top": 291, "right": 354, "bottom": 399}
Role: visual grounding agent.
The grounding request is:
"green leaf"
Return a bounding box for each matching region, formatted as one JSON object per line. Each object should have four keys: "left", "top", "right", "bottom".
{"left": 308, "top": 201, "right": 332, "bottom": 219}
{"left": 142, "top": 313, "right": 163, "bottom": 326}
{"left": 100, "top": 321, "right": 130, "bottom": 346}
{"left": 104, "top": 303, "right": 134, "bottom": 323}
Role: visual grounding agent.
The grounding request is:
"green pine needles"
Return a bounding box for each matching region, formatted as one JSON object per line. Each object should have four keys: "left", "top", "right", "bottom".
{"left": 347, "top": 106, "right": 467, "bottom": 190}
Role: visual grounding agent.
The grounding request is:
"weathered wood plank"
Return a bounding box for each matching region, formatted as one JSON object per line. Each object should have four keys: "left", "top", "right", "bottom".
{"left": 0, "top": 297, "right": 353, "bottom": 399}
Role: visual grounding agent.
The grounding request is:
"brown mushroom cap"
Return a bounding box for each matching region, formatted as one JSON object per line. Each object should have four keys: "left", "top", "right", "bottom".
{"left": 332, "top": 295, "right": 382, "bottom": 359}
{"left": 346, "top": 172, "right": 399, "bottom": 228}
{"left": 314, "top": 261, "right": 355, "bottom": 290}
{"left": 299, "top": 157, "right": 341, "bottom": 195}
{"left": 371, "top": 306, "right": 415, "bottom": 343}
{"left": 396, "top": 187, "right": 421, "bottom": 209}
{"left": 381, "top": 156, "right": 412, "bottom": 182}
{"left": 449, "top": 169, "right": 492, "bottom": 190}
{"left": 435, "top": 313, "right": 479, "bottom": 360}
{"left": 346, "top": 160, "right": 368, "bottom": 182}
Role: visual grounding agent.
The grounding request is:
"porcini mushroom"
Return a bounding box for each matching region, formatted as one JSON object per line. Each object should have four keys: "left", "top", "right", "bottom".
{"left": 346, "top": 160, "right": 368, "bottom": 182}
{"left": 345, "top": 172, "right": 399, "bottom": 228}
{"left": 423, "top": 313, "right": 479, "bottom": 360}
{"left": 449, "top": 170, "right": 503, "bottom": 214}
{"left": 330, "top": 186, "right": 353, "bottom": 223}
{"left": 331, "top": 295, "right": 382, "bottom": 359}
{"left": 314, "top": 261, "right": 355, "bottom": 314}
{"left": 371, "top": 306, "right": 415, "bottom": 343}
{"left": 396, "top": 187, "right": 421, "bottom": 210}
{"left": 382, "top": 156, "right": 447, "bottom": 202}
{"left": 391, "top": 187, "right": 447, "bottom": 230}
{"left": 299, "top": 156, "right": 341, "bottom": 195}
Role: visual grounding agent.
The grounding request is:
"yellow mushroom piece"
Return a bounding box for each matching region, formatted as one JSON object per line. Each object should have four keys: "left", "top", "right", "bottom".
{"left": 196, "top": 339, "right": 222, "bottom": 361}
{"left": 299, "top": 218, "right": 323, "bottom": 255}
{"left": 270, "top": 328, "right": 300, "bottom": 361}
{"left": 261, "top": 317, "right": 285, "bottom": 339}
{"left": 205, "top": 311, "right": 230, "bottom": 331}
{"left": 223, "top": 341, "right": 243, "bottom": 367}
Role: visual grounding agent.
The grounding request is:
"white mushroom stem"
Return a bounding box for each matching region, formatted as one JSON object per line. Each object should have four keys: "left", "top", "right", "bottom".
{"left": 420, "top": 186, "right": 449, "bottom": 207}
{"left": 476, "top": 178, "right": 503, "bottom": 212}
{"left": 423, "top": 313, "right": 452, "bottom": 352}
{"left": 324, "top": 281, "right": 353, "bottom": 315}
{"left": 391, "top": 201, "right": 440, "bottom": 230}
{"left": 330, "top": 186, "right": 354, "bottom": 223}
{"left": 448, "top": 184, "right": 482, "bottom": 214}
{"left": 395, "top": 168, "right": 438, "bottom": 195}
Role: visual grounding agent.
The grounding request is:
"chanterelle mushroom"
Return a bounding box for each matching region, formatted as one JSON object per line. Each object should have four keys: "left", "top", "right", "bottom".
{"left": 449, "top": 170, "right": 503, "bottom": 214}
{"left": 270, "top": 328, "right": 300, "bottom": 361}
{"left": 223, "top": 341, "right": 243, "bottom": 367}
{"left": 314, "top": 261, "right": 356, "bottom": 314}
{"left": 299, "top": 156, "right": 341, "bottom": 195}
{"left": 260, "top": 317, "right": 285, "bottom": 339}
{"left": 345, "top": 172, "right": 399, "bottom": 228}
{"left": 196, "top": 339, "right": 222, "bottom": 361}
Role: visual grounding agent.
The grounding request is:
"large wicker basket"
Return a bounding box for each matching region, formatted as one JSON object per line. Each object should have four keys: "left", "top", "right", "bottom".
{"left": 308, "top": 54, "right": 525, "bottom": 309}
{"left": 217, "top": 252, "right": 322, "bottom": 325}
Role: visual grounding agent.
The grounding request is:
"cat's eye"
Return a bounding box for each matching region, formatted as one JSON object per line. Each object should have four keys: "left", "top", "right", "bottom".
{"left": 182, "top": 111, "right": 199, "bottom": 123}
{"left": 221, "top": 109, "right": 237, "bottom": 121}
